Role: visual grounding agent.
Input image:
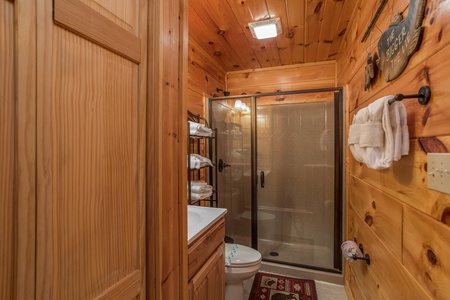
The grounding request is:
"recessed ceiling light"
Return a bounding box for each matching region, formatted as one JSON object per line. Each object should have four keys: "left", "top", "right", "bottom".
{"left": 248, "top": 18, "right": 282, "bottom": 40}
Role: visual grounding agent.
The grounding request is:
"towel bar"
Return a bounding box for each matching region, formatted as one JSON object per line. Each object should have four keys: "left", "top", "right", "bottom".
{"left": 389, "top": 85, "right": 431, "bottom": 105}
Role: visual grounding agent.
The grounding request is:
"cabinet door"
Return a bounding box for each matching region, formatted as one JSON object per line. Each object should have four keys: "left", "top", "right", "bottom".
{"left": 36, "top": 0, "right": 147, "bottom": 298}
{"left": 189, "top": 244, "right": 225, "bottom": 300}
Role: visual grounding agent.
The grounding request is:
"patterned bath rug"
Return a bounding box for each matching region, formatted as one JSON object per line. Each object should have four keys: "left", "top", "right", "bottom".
{"left": 249, "top": 272, "right": 318, "bottom": 300}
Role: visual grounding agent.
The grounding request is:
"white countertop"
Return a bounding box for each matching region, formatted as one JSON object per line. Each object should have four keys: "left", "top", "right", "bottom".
{"left": 188, "top": 205, "right": 227, "bottom": 244}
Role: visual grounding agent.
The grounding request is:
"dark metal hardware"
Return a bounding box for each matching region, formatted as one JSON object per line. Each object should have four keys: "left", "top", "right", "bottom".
{"left": 390, "top": 85, "right": 431, "bottom": 105}
{"left": 260, "top": 170, "right": 265, "bottom": 188}
{"left": 218, "top": 159, "right": 230, "bottom": 172}
{"left": 352, "top": 244, "right": 371, "bottom": 265}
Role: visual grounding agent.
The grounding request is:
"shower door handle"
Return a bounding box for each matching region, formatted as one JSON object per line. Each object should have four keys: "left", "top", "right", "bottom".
{"left": 260, "top": 170, "right": 265, "bottom": 188}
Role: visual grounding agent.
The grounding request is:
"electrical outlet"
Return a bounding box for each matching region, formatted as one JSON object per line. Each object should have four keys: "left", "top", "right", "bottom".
{"left": 428, "top": 153, "right": 450, "bottom": 194}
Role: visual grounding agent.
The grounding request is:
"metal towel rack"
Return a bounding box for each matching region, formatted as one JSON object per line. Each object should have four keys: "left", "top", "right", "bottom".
{"left": 388, "top": 85, "right": 431, "bottom": 105}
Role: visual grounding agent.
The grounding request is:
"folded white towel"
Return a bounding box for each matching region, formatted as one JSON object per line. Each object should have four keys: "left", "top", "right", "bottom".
{"left": 190, "top": 190, "right": 213, "bottom": 200}
{"left": 359, "top": 122, "right": 384, "bottom": 148}
{"left": 190, "top": 184, "right": 213, "bottom": 193}
{"left": 349, "top": 96, "right": 394, "bottom": 170}
{"left": 191, "top": 180, "right": 207, "bottom": 186}
{"left": 189, "top": 121, "right": 212, "bottom": 137}
{"left": 189, "top": 154, "right": 213, "bottom": 169}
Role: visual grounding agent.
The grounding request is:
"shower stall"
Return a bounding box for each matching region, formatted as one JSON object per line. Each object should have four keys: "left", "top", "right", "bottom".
{"left": 209, "top": 88, "right": 343, "bottom": 273}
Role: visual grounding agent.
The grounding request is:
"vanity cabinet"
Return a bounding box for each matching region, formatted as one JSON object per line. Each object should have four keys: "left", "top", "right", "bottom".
{"left": 188, "top": 217, "right": 225, "bottom": 300}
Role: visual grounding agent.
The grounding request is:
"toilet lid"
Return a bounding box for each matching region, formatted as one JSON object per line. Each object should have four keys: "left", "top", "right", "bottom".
{"left": 225, "top": 244, "right": 261, "bottom": 267}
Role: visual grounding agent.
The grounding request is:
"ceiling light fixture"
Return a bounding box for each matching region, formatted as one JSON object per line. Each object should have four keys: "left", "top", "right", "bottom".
{"left": 248, "top": 18, "right": 282, "bottom": 40}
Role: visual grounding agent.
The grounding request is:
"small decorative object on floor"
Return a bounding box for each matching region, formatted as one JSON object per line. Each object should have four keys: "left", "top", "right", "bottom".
{"left": 249, "top": 272, "right": 318, "bottom": 300}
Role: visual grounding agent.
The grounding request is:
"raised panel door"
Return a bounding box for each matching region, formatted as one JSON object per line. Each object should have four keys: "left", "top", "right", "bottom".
{"left": 36, "top": 0, "right": 147, "bottom": 298}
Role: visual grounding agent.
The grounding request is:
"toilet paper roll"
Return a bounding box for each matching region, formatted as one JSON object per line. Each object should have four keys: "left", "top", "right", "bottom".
{"left": 341, "top": 240, "right": 363, "bottom": 262}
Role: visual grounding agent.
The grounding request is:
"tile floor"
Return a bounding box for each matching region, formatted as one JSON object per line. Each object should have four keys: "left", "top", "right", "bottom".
{"left": 243, "top": 275, "right": 348, "bottom": 300}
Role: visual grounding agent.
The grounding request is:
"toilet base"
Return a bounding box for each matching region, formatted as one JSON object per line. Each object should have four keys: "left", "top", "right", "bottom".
{"left": 225, "top": 281, "right": 244, "bottom": 300}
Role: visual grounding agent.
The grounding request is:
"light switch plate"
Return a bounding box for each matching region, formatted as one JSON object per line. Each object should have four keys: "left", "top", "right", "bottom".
{"left": 428, "top": 153, "right": 450, "bottom": 194}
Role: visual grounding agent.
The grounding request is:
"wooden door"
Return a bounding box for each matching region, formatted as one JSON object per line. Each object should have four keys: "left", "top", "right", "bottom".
{"left": 36, "top": 0, "right": 147, "bottom": 298}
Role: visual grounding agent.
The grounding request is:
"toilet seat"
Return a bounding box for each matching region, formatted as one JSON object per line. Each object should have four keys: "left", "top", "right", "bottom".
{"left": 225, "top": 244, "right": 262, "bottom": 268}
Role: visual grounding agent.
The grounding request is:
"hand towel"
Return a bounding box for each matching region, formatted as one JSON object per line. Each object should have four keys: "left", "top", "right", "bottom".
{"left": 398, "top": 103, "right": 409, "bottom": 156}
{"left": 189, "top": 121, "right": 213, "bottom": 137}
{"left": 189, "top": 154, "right": 213, "bottom": 169}
{"left": 348, "top": 96, "right": 394, "bottom": 170}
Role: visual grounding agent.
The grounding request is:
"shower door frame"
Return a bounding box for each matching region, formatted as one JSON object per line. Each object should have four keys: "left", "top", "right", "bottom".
{"left": 208, "top": 87, "right": 344, "bottom": 273}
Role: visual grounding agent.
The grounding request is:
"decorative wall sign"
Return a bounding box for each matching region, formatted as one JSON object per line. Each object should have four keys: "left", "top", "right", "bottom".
{"left": 376, "top": 0, "right": 427, "bottom": 82}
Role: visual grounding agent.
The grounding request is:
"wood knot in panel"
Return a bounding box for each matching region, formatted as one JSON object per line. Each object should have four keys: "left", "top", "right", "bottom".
{"left": 364, "top": 214, "right": 374, "bottom": 226}
{"left": 419, "top": 137, "right": 448, "bottom": 153}
{"left": 441, "top": 207, "right": 450, "bottom": 226}
{"left": 422, "top": 106, "right": 431, "bottom": 127}
{"left": 426, "top": 248, "right": 438, "bottom": 267}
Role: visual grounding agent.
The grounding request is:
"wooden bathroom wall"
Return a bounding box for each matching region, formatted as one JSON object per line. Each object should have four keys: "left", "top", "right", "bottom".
{"left": 148, "top": 0, "right": 189, "bottom": 298}
{"left": 226, "top": 61, "right": 337, "bottom": 95}
{"left": 337, "top": 0, "right": 450, "bottom": 299}
{"left": 188, "top": 4, "right": 226, "bottom": 116}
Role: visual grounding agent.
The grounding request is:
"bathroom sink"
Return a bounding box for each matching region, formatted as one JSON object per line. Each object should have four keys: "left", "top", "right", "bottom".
{"left": 188, "top": 205, "right": 227, "bottom": 244}
{"left": 188, "top": 210, "right": 202, "bottom": 227}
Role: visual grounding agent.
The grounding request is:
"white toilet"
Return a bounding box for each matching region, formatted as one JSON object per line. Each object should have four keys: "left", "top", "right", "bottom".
{"left": 224, "top": 243, "right": 262, "bottom": 300}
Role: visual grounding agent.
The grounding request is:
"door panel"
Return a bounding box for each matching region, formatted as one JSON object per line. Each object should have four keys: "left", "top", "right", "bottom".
{"left": 36, "top": 0, "right": 147, "bottom": 298}
{"left": 54, "top": 0, "right": 141, "bottom": 62}
{"left": 0, "top": 1, "right": 14, "bottom": 298}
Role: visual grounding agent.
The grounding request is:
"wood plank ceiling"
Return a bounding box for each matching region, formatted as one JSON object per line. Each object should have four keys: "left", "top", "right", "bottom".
{"left": 189, "top": 0, "right": 358, "bottom": 72}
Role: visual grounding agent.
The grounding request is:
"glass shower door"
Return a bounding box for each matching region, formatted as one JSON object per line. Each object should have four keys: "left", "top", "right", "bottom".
{"left": 255, "top": 92, "right": 341, "bottom": 271}
{"left": 210, "top": 98, "right": 253, "bottom": 247}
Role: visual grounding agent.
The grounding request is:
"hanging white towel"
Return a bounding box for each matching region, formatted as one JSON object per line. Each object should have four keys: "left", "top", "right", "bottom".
{"left": 383, "top": 99, "right": 409, "bottom": 161}
{"left": 348, "top": 96, "right": 394, "bottom": 170}
{"left": 189, "top": 121, "right": 212, "bottom": 137}
{"left": 348, "top": 95, "right": 410, "bottom": 170}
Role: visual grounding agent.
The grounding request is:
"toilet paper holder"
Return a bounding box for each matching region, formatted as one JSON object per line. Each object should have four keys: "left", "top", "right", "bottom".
{"left": 353, "top": 244, "right": 371, "bottom": 265}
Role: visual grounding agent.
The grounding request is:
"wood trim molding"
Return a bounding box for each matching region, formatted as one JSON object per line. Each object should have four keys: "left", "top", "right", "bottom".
{"left": 53, "top": 0, "right": 141, "bottom": 63}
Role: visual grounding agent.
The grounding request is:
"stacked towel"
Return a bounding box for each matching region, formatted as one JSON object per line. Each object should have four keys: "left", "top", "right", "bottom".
{"left": 189, "top": 121, "right": 212, "bottom": 137}
{"left": 348, "top": 96, "right": 409, "bottom": 170}
{"left": 188, "top": 180, "right": 213, "bottom": 200}
{"left": 189, "top": 154, "right": 213, "bottom": 169}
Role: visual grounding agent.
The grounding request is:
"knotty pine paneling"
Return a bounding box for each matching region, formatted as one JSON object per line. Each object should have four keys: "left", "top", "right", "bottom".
{"left": 226, "top": 61, "right": 336, "bottom": 95}
{"left": 403, "top": 205, "right": 450, "bottom": 299}
{"left": 348, "top": 206, "right": 430, "bottom": 300}
{"left": 188, "top": 38, "right": 226, "bottom": 116}
{"left": 349, "top": 137, "right": 450, "bottom": 222}
{"left": 338, "top": 0, "right": 450, "bottom": 299}
{"left": 349, "top": 176, "right": 402, "bottom": 260}
{"left": 404, "top": 205, "right": 450, "bottom": 299}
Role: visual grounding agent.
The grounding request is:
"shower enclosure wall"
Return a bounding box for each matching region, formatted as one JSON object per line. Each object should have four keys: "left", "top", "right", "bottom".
{"left": 209, "top": 88, "right": 343, "bottom": 273}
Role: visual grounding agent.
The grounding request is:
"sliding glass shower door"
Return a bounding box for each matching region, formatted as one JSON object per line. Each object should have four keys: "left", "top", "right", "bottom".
{"left": 209, "top": 89, "right": 342, "bottom": 272}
